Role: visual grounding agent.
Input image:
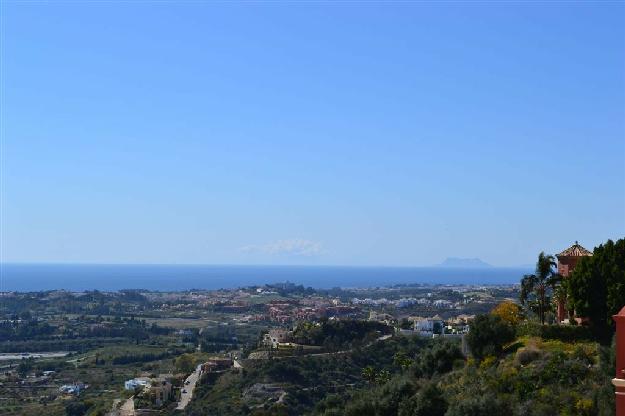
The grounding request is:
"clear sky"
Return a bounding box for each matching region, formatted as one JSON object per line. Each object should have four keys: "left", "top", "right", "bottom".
{"left": 1, "top": 1, "right": 624, "bottom": 267}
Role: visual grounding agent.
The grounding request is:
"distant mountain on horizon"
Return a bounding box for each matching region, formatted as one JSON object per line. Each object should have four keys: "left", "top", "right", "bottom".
{"left": 437, "top": 257, "right": 493, "bottom": 268}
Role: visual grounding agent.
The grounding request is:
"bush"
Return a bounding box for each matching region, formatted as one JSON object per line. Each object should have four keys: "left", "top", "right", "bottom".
{"left": 411, "top": 340, "right": 464, "bottom": 378}
{"left": 514, "top": 345, "right": 543, "bottom": 366}
{"left": 445, "top": 392, "right": 509, "bottom": 416}
{"left": 516, "top": 322, "right": 593, "bottom": 342}
{"left": 491, "top": 301, "right": 524, "bottom": 325}
{"left": 65, "top": 400, "right": 92, "bottom": 416}
{"left": 466, "top": 315, "right": 515, "bottom": 360}
{"left": 398, "top": 382, "right": 447, "bottom": 416}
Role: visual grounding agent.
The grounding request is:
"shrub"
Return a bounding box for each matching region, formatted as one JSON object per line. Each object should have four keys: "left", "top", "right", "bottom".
{"left": 65, "top": 400, "right": 92, "bottom": 416}
{"left": 398, "top": 382, "right": 447, "bottom": 416}
{"left": 479, "top": 355, "right": 497, "bottom": 369}
{"left": 491, "top": 301, "right": 524, "bottom": 325}
{"left": 445, "top": 392, "right": 509, "bottom": 416}
{"left": 411, "top": 340, "right": 464, "bottom": 378}
{"left": 516, "top": 322, "right": 593, "bottom": 342}
{"left": 514, "top": 346, "right": 543, "bottom": 366}
{"left": 466, "top": 315, "right": 515, "bottom": 360}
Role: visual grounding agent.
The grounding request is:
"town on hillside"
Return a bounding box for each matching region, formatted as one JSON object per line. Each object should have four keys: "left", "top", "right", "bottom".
{"left": 0, "top": 238, "right": 623, "bottom": 416}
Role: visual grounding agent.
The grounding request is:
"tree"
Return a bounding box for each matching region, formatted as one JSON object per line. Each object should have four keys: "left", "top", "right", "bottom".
{"left": 361, "top": 366, "right": 376, "bottom": 384}
{"left": 520, "top": 252, "right": 561, "bottom": 325}
{"left": 466, "top": 314, "right": 515, "bottom": 360}
{"left": 65, "top": 400, "right": 92, "bottom": 416}
{"left": 375, "top": 369, "right": 391, "bottom": 384}
{"left": 394, "top": 352, "right": 413, "bottom": 371}
{"left": 399, "top": 382, "right": 447, "bottom": 416}
{"left": 175, "top": 354, "right": 195, "bottom": 374}
{"left": 399, "top": 318, "right": 413, "bottom": 330}
{"left": 567, "top": 238, "right": 625, "bottom": 336}
{"left": 17, "top": 359, "right": 32, "bottom": 377}
{"left": 412, "top": 340, "right": 464, "bottom": 377}
{"left": 491, "top": 301, "right": 524, "bottom": 325}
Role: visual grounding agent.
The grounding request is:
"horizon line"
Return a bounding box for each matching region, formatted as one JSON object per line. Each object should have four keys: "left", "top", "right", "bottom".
{"left": 0, "top": 261, "right": 533, "bottom": 269}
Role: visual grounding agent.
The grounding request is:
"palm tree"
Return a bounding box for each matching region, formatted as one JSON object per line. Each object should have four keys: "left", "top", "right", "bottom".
{"left": 375, "top": 369, "right": 391, "bottom": 384}
{"left": 520, "top": 252, "right": 561, "bottom": 325}
{"left": 361, "top": 366, "right": 376, "bottom": 384}
{"left": 393, "top": 352, "right": 413, "bottom": 371}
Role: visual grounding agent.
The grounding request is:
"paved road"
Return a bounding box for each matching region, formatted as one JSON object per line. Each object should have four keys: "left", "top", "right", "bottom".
{"left": 176, "top": 365, "right": 201, "bottom": 410}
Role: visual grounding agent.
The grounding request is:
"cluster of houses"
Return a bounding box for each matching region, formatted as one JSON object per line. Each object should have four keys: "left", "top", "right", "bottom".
{"left": 124, "top": 376, "right": 173, "bottom": 406}
{"left": 267, "top": 300, "right": 359, "bottom": 323}
{"left": 260, "top": 312, "right": 475, "bottom": 351}
{"left": 153, "top": 292, "right": 362, "bottom": 324}
{"left": 407, "top": 315, "right": 473, "bottom": 336}
{"left": 200, "top": 357, "right": 233, "bottom": 373}
{"left": 261, "top": 315, "right": 475, "bottom": 352}
{"left": 369, "top": 311, "right": 474, "bottom": 337}
{"left": 142, "top": 378, "right": 173, "bottom": 407}
{"left": 353, "top": 296, "right": 459, "bottom": 309}
{"left": 263, "top": 328, "right": 294, "bottom": 349}
{"left": 122, "top": 358, "right": 234, "bottom": 409}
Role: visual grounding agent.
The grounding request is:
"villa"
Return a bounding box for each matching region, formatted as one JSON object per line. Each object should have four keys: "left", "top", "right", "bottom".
{"left": 264, "top": 328, "right": 292, "bottom": 348}
{"left": 555, "top": 241, "right": 593, "bottom": 323}
{"left": 124, "top": 377, "right": 150, "bottom": 390}
{"left": 412, "top": 315, "right": 445, "bottom": 337}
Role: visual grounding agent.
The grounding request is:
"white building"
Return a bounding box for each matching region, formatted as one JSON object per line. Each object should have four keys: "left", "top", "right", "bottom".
{"left": 59, "top": 383, "right": 87, "bottom": 395}
{"left": 395, "top": 298, "right": 417, "bottom": 308}
{"left": 412, "top": 315, "right": 444, "bottom": 337}
{"left": 124, "top": 377, "right": 150, "bottom": 390}
{"left": 433, "top": 299, "right": 452, "bottom": 308}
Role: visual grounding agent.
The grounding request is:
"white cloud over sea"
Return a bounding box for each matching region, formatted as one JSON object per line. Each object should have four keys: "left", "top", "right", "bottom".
{"left": 239, "top": 239, "right": 324, "bottom": 257}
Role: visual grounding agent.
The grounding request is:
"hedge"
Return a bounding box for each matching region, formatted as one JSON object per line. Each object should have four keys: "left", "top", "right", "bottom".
{"left": 516, "top": 322, "right": 593, "bottom": 342}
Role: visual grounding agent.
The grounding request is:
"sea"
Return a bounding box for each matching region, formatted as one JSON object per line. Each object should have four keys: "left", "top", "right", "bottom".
{"left": 0, "top": 264, "right": 531, "bottom": 292}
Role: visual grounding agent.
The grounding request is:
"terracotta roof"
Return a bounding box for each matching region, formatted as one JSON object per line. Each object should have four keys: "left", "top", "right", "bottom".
{"left": 557, "top": 241, "right": 592, "bottom": 257}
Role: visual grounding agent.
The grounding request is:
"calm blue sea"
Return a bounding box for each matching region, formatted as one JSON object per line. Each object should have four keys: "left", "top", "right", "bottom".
{"left": 0, "top": 264, "right": 530, "bottom": 292}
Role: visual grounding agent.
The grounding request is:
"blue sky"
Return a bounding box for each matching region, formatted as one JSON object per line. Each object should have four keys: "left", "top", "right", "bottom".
{"left": 1, "top": 1, "right": 624, "bottom": 267}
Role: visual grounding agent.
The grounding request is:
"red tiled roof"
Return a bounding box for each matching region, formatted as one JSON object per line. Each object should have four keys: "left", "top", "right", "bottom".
{"left": 557, "top": 241, "right": 592, "bottom": 257}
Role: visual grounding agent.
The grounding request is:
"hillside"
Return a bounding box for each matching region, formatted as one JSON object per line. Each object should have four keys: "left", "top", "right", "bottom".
{"left": 183, "top": 326, "right": 614, "bottom": 416}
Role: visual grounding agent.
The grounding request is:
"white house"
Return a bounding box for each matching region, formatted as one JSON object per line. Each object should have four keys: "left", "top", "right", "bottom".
{"left": 59, "top": 383, "right": 87, "bottom": 395}
{"left": 124, "top": 377, "right": 150, "bottom": 390}
{"left": 412, "top": 315, "right": 444, "bottom": 337}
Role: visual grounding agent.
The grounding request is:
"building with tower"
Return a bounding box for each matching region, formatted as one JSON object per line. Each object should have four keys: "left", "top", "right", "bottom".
{"left": 556, "top": 241, "right": 592, "bottom": 323}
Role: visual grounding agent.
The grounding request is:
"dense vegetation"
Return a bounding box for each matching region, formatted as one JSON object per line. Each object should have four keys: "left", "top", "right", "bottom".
{"left": 312, "top": 331, "right": 614, "bottom": 416}
{"left": 185, "top": 336, "right": 433, "bottom": 416}
{"left": 1, "top": 239, "right": 621, "bottom": 415}
{"left": 0, "top": 315, "right": 170, "bottom": 343}
{"left": 520, "top": 252, "right": 561, "bottom": 325}
{"left": 182, "top": 238, "right": 623, "bottom": 416}
{"left": 292, "top": 319, "right": 392, "bottom": 351}
{"left": 567, "top": 238, "right": 625, "bottom": 338}
{"left": 185, "top": 324, "right": 614, "bottom": 416}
